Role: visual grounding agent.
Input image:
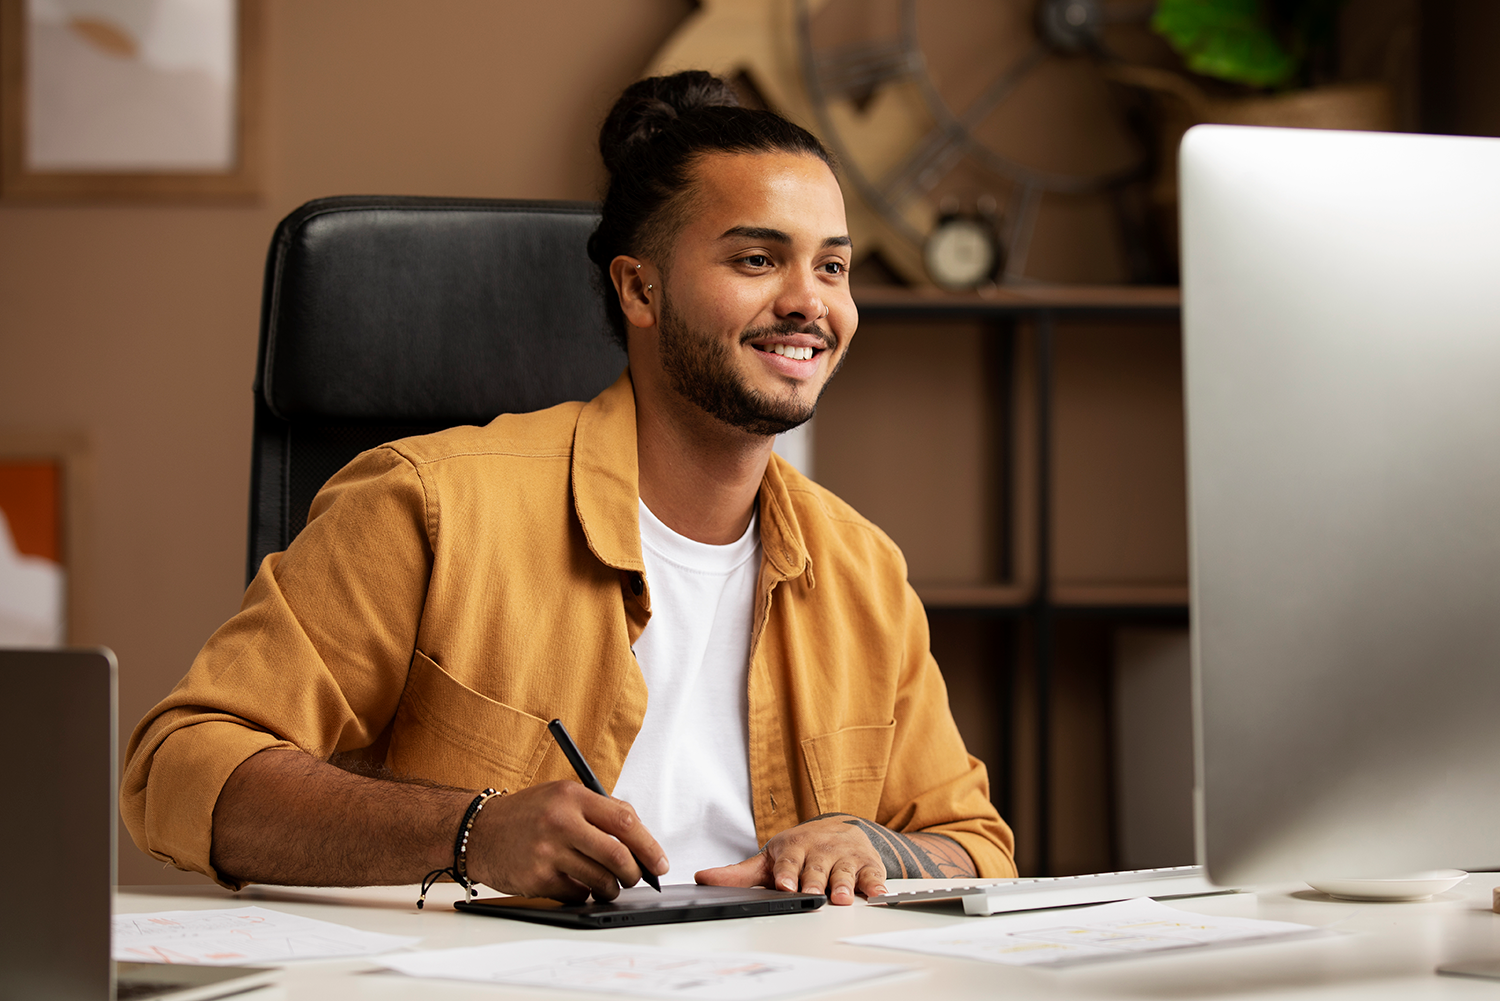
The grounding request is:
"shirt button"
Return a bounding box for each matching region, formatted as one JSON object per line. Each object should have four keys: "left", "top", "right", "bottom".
{"left": 629, "top": 574, "right": 644, "bottom": 596}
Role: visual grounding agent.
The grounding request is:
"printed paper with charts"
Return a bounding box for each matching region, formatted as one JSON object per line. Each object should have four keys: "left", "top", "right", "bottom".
{"left": 378, "top": 939, "right": 907, "bottom": 1000}
{"left": 845, "top": 897, "right": 1324, "bottom": 968}
{"left": 114, "top": 906, "right": 418, "bottom": 965}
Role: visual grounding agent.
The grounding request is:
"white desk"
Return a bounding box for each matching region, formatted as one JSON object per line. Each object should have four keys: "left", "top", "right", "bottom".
{"left": 117, "top": 874, "right": 1500, "bottom": 999}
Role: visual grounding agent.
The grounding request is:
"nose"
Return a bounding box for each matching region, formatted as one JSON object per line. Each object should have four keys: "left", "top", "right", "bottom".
{"left": 775, "top": 269, "right": 826, "bottom": 326}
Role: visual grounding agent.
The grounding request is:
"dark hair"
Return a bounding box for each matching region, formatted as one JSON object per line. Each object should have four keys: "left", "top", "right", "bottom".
{"left": 587, "top": 71, "right": 837, "bottom": 348}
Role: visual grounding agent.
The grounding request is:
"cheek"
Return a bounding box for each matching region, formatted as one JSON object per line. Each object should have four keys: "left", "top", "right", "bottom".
{"left": 722, "top": 284, "right": 776, "bottom": 322}
{"left": 829, "top": 307, "right": 858, "bottom": 346}
{"left": 679, "top": 278, "right": 759, "bottom": 331}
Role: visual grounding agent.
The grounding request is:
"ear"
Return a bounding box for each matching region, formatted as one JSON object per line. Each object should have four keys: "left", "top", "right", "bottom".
{"left": 609, "top": 256, "right": 659, "bottom": 330}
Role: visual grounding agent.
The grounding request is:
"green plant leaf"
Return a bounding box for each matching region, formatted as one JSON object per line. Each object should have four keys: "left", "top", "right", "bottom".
{"left": 1152, "top": 0, "right": 1298, "bottom": 89}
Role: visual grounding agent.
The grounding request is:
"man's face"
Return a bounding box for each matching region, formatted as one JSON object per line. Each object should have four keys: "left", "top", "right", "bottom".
{"left": 649, "top": 151, "right": 857, "bottom": 437}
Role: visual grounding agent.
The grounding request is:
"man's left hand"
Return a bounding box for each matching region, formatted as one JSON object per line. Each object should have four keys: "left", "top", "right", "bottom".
{"left": 694, "top": 813, "right": 976, "bottom": 905}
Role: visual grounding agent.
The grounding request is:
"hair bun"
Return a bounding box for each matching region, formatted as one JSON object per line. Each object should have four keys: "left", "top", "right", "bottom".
{"left": 599, "top": 71, "right": 740, "bottom": 175}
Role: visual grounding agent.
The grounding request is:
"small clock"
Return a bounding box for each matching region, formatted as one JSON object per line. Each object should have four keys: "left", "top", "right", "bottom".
{"left": 924, "top": 215, "right": 1000, "bottom": 289}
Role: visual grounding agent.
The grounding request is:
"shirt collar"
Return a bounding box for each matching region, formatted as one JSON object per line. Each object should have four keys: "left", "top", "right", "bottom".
{"left": 571, "top": 368, "right": 811, "bottom": 582}
{"left": 571, "top": 369, "right": 644, "bottom": 572}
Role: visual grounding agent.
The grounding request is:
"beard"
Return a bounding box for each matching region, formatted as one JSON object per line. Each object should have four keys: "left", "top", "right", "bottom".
{"left": 657, "top": 294, "right": 844, "bottom": 437}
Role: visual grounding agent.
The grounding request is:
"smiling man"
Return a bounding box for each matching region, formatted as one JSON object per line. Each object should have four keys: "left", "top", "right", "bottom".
{"left": 121, "top": 71, "right": 1015, "bottom": 907}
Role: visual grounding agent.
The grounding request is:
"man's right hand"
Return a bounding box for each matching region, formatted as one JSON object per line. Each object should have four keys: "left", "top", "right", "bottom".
{"left": 467, "top": 780, "right": 669, "bottom": 902}
{"left": 209, "top": 750, "right": 667, "bottom": 903}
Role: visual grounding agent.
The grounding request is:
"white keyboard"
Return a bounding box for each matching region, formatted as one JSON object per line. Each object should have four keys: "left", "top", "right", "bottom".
{"left": 869, "top": 865, "right": 1235, "bottom": 916}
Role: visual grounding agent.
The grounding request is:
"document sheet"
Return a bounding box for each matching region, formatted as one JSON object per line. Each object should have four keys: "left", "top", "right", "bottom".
{"left": 844, "top": 897, "right": 1324, "bottom": 968}
{"left": 113, "top": 906, "right": 419, "bottom": 964}
{"left": 378, "top": 938, "right": 908, "bottom": 999}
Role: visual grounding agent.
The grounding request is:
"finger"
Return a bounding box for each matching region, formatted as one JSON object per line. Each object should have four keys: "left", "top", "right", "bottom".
{"left": 583, "top": 793, "right": 670, "bottom": 879}
{"left": 547, "top": 842, "right": 626, "bottom": 901}
{"left": 826, "top": 858, "right": 862, "bottom": 906}
{"left": 695, "top": 852, "right": 772, "bottom": 888}
{"left": 530, "top": 871, "right": 593, "bottom": 905}
{"left": 567, "top": 816, "right": 646, "bottom": 890}
{"left": 855, "top": 863, "right": 887, "bottom": 901}
{"left": 794, "top": 847, "right": 833, "bottom": 896}
{"left": 771, "top": 845, "right": 806, "bottom": 893}
{"left": 507, "top": 848, "right": 600, "bottom": 905}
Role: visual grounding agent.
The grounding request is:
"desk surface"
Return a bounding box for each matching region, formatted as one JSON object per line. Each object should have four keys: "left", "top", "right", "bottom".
{"left": 118, "top": 874, "right": 1500, "bottom": 999}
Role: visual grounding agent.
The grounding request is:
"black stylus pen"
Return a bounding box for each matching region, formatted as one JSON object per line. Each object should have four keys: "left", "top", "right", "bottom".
{"left": 547, "top": 718, "right": 662, "bottom": 892}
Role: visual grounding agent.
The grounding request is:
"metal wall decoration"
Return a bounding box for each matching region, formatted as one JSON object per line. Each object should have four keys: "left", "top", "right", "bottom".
{"left": 797, "top": 0, "right": 1150, "bottom": 287}
{"left": 647, "top": 0, "right": 1157, "bottom": 287}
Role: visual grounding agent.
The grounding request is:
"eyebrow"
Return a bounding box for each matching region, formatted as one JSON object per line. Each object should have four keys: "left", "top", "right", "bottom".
{"left": 718, "top": 225, "right": 852, "bottom": 250}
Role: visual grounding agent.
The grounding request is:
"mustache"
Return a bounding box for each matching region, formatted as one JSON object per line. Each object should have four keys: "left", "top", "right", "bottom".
{"left": 738, "top": 320, "right": 836, "bottom": 351}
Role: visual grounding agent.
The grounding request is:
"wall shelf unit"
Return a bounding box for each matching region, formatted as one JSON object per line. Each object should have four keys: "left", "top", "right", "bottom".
{"left": 817, "top": 284, "right": 1187, "bottom": 876}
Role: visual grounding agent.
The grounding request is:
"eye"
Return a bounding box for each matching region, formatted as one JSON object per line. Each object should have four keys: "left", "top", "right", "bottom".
{"left": 820, "top": 260, "right": 847, "bottom": 276}
{"left": 740, "top": 254, "right": 771, "bottom": 268}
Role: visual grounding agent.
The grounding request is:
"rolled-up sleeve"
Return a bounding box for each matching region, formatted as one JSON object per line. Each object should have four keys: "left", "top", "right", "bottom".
{"left": 120, "top": 446, "right": 434, "bottom": 886}
{"left": 879, "top": 582, "right": 1017, "bottom": 878}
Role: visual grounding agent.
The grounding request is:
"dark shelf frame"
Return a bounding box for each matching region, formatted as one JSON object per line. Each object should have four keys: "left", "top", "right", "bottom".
{"left": 853, "top": 285, "right": 1186, "bottom": 876}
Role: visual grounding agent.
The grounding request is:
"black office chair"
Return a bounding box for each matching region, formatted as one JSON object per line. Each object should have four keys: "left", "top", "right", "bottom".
{"left": 247, "top": 196, "right": 628, "bottom": 585}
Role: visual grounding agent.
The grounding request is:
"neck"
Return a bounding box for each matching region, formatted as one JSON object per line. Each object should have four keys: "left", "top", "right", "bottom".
{"left": 634, "top": 382, "right": 775, "bottom": 546}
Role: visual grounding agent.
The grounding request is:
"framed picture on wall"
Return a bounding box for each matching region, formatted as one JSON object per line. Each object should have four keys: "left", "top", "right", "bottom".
{"left": 0, "top": 0, "right": 262, "bottom": 200}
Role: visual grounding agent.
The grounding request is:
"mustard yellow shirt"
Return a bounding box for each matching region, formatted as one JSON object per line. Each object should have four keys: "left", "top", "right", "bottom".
{"left": 121, "top": 372, "right": 1016, "bottom": 886}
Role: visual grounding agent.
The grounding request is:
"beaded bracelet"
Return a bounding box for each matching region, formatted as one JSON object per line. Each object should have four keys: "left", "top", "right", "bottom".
{"left": 417, "top": 787, "right": 502, "bottom": 909}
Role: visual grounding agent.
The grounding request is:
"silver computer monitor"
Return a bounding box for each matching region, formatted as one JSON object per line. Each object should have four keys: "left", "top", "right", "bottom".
{"left": 0, "top": 649, "right": 273, "bottom": 1001}
{"left": 1, "top": 648, "right": 117, "bottom": 1000}
{"left": 1182, "top": 124, "right": 1500, "bottom": 885}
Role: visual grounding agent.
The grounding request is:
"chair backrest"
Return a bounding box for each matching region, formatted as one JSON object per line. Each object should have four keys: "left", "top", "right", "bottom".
{"left": 248, "top": 196, "right": 627, "bottom": 584}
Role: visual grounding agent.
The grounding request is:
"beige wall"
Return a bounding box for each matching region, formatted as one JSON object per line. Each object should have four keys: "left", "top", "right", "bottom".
{"left": 0, "top": 0, "right": 692, "bottom": 886}
{"left": 4, "top": 0, "right": 1494, "bottom": 888}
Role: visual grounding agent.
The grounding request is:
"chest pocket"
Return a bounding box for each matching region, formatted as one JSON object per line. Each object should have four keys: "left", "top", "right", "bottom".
{"left": 801, "top": 721, "right": 896, "bottom": 820}
{"left": 387, "top": 650, "right": 552, "bottom": 792}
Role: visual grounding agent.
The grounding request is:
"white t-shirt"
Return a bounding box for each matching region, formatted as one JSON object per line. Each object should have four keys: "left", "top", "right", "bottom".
{"left": 610, "top": 500, "right": 762, "bottom": 881}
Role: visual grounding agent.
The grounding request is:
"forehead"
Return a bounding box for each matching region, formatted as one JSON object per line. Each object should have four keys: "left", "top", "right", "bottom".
{"left": 682, "top": 151, "right": 847, "bottom": 240}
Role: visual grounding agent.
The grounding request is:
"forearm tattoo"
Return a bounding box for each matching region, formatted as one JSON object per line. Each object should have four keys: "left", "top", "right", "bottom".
{"left": 812, "top": 813, "right": 976, "bottom": 878}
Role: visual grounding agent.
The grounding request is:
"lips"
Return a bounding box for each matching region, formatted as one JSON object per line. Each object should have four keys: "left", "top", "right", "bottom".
{"left": 748, "top": 341, "right": 826, "bottom": 381}
{"left": 745, "top": 327, "right": 832, "bottom": 357}
{"left": 741, "top": 322, "right": 835, "bottom": 379}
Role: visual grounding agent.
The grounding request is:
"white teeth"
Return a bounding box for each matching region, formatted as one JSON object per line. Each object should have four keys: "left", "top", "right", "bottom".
{"left": 765, "top": 344, "right": 815, "bottom": 360}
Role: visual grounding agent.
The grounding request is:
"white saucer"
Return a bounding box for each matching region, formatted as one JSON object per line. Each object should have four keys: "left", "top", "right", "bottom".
{"left": 1305, "top": 870, "right": 1468, "bottom": 901}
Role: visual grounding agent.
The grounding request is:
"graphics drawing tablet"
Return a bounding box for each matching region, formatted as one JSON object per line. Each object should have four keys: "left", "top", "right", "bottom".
{"left": 454, "top": 884, "right": 825, "bottom": 928}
